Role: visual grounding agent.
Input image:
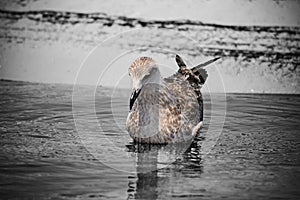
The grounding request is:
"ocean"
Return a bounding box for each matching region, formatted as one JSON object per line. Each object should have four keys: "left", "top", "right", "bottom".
{"left": 0, "top": 8, "right": 299, "bottom": 93}
{"left": 0, "top": 79, "right": 299, "bottom": 199}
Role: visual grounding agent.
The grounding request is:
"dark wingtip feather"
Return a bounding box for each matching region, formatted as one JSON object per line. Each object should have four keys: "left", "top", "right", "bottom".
{"left": 191, "top": 57, "right": 221, "bottom": 84}
{"left": 193, "top": 57, "right": 221, "bottom": 70}
{"left": 174, "top": 55, "right": 220, "bottom": 85}
{"left": 175, "top": 54, "right": 187, "bottom": 69}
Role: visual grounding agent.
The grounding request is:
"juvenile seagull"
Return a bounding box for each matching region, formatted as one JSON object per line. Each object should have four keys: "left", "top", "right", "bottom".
{"left": 126, "top": 55, "right": 220, "bottom": 144}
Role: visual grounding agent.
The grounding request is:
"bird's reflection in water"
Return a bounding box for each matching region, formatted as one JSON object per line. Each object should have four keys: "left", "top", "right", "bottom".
{"left": 126, "top": 136, "right": 204, "bottom": 199}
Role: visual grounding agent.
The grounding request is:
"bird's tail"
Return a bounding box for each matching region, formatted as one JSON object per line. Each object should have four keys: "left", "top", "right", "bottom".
{"left": 175, "top": 55, "right": 220, "bottom": 85}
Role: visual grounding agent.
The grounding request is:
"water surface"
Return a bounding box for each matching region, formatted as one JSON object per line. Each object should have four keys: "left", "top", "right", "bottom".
{"left": 0, "top": 80, "right": 299, "bottom": 199}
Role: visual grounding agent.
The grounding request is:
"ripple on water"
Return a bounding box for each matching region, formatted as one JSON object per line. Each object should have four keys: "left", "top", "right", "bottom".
{"left": 0, "top": 80, "right": 300, "bottom": 199}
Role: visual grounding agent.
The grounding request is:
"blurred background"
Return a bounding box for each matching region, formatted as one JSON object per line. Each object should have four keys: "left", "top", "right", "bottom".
{"left": 0, "top": 0, "right": 299, "bottom": 93}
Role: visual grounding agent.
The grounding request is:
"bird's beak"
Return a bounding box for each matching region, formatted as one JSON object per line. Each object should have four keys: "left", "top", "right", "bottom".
{"left": 129, "top": 88, "right": 141, "bottom": 111}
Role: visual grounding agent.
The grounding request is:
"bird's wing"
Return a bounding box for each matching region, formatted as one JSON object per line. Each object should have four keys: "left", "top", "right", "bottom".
{"left": 175, "top": 55, "right": 220, "bottom": 85}
{"left": 191, "top": 57, "right": 220, "bottom": 84}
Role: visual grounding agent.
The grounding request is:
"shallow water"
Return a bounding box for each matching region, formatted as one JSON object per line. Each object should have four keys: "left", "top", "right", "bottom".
{"left": 0, "top": 79, "right": 300, "bottom": 199}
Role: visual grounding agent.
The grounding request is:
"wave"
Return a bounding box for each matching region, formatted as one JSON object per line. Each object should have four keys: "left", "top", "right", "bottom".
{"left": 1, "top": 9, "right": 299, "bottom": 33}
{"left": 0, "top": 9, "right": 299, "bottom": 74}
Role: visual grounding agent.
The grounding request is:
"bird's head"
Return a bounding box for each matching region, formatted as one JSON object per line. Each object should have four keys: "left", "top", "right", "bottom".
{"left": 128, "top": 57, "right": 161, "bottom": 110}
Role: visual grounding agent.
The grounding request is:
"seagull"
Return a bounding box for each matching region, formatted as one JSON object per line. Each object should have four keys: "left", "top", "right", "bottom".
{"left": 126, "top": 55, "right": 220, "bottom": 144}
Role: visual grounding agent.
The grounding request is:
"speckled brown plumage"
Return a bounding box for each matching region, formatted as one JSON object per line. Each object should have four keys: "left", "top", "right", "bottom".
{"left": 126, "top": 55, "right": 218, "bottom": 144}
